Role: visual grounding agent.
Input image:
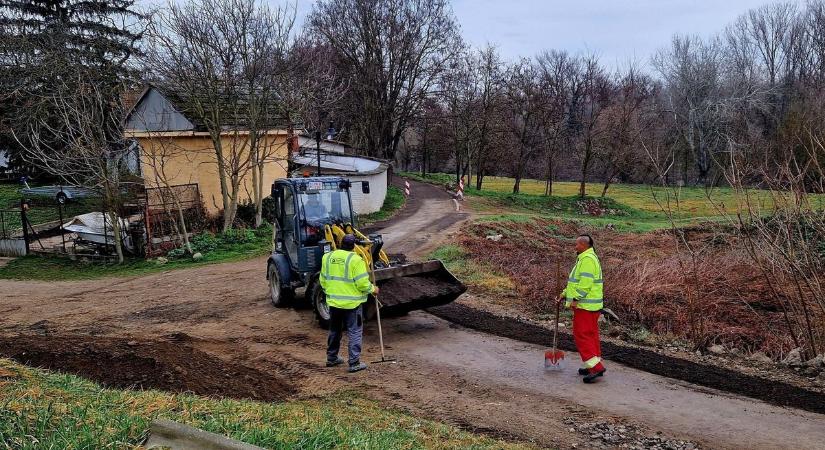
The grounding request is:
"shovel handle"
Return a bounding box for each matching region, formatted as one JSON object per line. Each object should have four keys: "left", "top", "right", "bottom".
{"left": 552, "top": 298, "right": 560, "bottom": 352}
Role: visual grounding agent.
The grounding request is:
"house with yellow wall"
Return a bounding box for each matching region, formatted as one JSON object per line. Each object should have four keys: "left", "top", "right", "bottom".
{"left": 123, "top": 86, "right": 290, "bottom": 215}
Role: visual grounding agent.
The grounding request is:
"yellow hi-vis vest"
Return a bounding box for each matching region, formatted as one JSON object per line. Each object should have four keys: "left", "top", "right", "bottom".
{"left": 320, "top": 249, "right": 375, "bottom": 309}
{"left": 564, "top": 247, "right": 604, "bottom": 311}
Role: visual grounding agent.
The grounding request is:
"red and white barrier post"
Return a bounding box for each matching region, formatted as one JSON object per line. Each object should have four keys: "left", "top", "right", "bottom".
{"left": 404, "top": 180, "right": 411, "bottom": 196}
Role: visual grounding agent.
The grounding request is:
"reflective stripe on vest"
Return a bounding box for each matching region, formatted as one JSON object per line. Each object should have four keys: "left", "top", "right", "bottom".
{"left": 564, "top": 248, "right": 604, "bottom": 311}
{"left": 321, "top": 250, "right": 372, "bottom": 309}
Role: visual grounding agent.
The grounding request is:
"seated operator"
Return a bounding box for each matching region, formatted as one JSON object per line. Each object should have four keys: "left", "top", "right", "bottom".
{"left": 304, "top": 195, "right": 329, "bottom": 222}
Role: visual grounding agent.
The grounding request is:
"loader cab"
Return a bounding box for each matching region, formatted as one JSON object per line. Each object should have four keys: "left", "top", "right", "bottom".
{"left": 270, "top": 177, "right": 356, "bottom": 277}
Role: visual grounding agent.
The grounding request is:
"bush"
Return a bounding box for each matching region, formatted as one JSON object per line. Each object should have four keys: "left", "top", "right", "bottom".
{"left": 191, "top": 232, "right": 219, "bottom": 253}
{"left": 261, "top": 196, "right": 277, "bottom": 223}
{"left": 235, "top": 201, "right": 257, "bottom": 228}
{"left": 166, "top": 247, "right": 186, "bottom": 259}
{"left": 219, "top": 228, "right": 255, "bottom": 244}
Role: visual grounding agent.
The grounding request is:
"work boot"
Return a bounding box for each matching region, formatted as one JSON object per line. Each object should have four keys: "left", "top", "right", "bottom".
{"left": 583, "top": 368, "right": 606, "bottom": 384}
{"left": 348, "top": 362, "right": 368, "bottom": 373}
{"left": 578, "top": 368, "right": 590, "bottom": 376}
{"left": 326, "top": 356, "right": 345, "bottom": 367}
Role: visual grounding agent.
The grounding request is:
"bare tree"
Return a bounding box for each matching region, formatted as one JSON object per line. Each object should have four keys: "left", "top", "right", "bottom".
{"left": 503, "top": 58, "right": 545, "bottom": 194}
{"left": 535, "top": 50, "right": 576, "bottom": 196}
{"left": 144, "top": 0, "right": 295, "bottom": 231}
{"left": 568, "top": 54, "right": 612, "bottom": 198}
{"left": 135, "top": 126, "right": 197, "bottom": 255}
{"left": 471, "top": 44, "right": 505, "bottom": 190}
{"left": 19, "top": 76, "right": 133, "bottom": 262}
{"left": 308, "top": 0, "right": 462, "bottom": 160}
{"left": 598, "top": 64, "right": 653, "bottom": 197}
{"left": 654, "top": 35, "right": 725, "bottom": 185}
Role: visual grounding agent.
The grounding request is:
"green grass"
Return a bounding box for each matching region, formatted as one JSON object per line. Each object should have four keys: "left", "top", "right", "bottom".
{"left": 357, "top": 185, "right": 405, "bottom": 225}
{"left": 0, "top": 226, "right": 274, "bottom": 281}
{"left": 1, "top": 183, "right": 97, "bottom": 233}
{"left": 400, "top": 172, "right": 739, "bottom": 232}
{"left": 0, "top": 359, "right": 532, "bottom": 449}
{"left": 401, "top": 172, "right": 825, "bottom": 218}
{"left": 429, "top": 244, "right": 514, "bottom": 295}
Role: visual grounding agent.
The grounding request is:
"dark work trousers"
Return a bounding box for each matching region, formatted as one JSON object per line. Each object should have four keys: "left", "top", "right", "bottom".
{"left": 327, "top": 305, "right": 363, "bottom": 366}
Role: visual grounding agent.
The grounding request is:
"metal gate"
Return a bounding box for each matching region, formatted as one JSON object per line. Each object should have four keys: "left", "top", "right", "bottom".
{"left": 0, "top": 208, "right": 26, "bottom": 257}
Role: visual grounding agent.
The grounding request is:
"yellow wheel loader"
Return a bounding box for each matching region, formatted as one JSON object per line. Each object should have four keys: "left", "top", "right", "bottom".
{"left": 266, "top": 177, "right": 466, "bottom": 328}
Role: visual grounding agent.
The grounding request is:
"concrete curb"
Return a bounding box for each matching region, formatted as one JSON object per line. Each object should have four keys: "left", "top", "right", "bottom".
{"left": 144, "top": 419, "right": 267, "bottom": 450}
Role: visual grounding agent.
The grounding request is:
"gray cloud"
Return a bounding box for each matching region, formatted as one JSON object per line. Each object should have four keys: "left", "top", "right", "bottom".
{"left": 285, "top": 0, "right": 784, "bottom": 66}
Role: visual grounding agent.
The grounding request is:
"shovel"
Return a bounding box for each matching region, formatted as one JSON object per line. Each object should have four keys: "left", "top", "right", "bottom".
{"left": 369, "top": 265, "right": 396, "bottom": 365}
{"left": 544, "top": 299, "right": 567, "bottom": 371}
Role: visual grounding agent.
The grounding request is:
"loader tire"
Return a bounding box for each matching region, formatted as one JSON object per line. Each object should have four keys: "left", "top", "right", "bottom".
{"left": 268, "top": 263, "right": 293, "bottom": 307}
{"left": 309, "top": 278, "right": 330, "bottom": 329}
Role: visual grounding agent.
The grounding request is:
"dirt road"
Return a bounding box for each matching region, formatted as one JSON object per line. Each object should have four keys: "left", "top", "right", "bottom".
{"left": 1, "top": 179, "right": 824, "bottom": 449}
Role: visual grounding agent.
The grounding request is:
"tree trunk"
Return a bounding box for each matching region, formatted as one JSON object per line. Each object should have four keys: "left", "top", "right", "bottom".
{"left": 601, "top": 176, "right": 612, "bottom": 198}
{"left": 579, "top": 143, "right": 592, "bottom": 198}
{"left": 211, "top": 133, "right": 232, "bottom": 231}
{"left": 250, "top": 132, "right": 264, "bottom": 228}
{"left": 545, "top": 155, "right": 554, "bottom": 196}
{"left": 254, "top": 164, "right": 264, "bottom": 228}
{"left": 475, "top": 147, "right": 485, "bottom": 190}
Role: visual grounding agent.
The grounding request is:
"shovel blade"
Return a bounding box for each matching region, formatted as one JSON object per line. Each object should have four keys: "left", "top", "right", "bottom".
{"left": 544, "top": 350, "right": 567, "bottom": 371}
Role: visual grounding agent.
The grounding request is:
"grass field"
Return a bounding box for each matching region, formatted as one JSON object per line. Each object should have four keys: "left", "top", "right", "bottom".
{"left": 400, "top": 172, "right": 819, "bottom": 218}
{"left": 0, "top": 359, "right": 531, "bottom": 449}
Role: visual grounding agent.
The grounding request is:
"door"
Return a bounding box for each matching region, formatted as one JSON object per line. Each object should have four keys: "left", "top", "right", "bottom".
{"left": 282, "top": 186, "right": 300, "bottom": 264}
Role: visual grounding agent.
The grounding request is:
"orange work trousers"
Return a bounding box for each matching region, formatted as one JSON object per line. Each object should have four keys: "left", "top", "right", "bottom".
{"left": 572, "top": 308, "right": 605, "bottom": 373}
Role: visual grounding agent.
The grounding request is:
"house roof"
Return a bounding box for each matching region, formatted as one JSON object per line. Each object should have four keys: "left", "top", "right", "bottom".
{"left": 124, "top": 85, "right": 293, "bottom": 133}
{"left": 291, "top": 152, "right": 389, "bottom": 176}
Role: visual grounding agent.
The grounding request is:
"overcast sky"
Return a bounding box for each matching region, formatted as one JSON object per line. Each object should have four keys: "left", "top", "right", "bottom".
{"left": 290, "top": 0, "right": 783, "bottom": 67}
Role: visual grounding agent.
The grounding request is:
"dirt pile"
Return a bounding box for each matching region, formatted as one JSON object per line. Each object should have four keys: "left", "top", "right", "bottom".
{"left": 379, "top": 275, "right": 465, "bottom": 309}
{"left": 0, "top": 334, "right": 294, "bottom": 401}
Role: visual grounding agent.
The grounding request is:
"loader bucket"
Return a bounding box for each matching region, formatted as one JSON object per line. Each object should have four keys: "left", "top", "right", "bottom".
{"left": 372, "top": 260, "right": 466, "bottom": 315}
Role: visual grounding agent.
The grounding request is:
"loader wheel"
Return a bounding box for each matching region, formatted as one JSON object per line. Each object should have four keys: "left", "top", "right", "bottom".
{"left": 309, "top": 278, "right": 330, "bottom": 329}
{"left": 268, "top": 263, "right": 293, "bottom": 307}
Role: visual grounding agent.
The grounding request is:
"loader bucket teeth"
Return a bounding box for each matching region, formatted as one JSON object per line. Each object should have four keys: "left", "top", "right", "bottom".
{"left": 373, "top": 260, "right": 466, "bottom": 314}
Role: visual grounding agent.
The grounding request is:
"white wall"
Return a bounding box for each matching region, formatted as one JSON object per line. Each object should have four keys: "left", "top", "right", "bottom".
{"left": 347, "top": 170, "right": 388, "bottom": 216}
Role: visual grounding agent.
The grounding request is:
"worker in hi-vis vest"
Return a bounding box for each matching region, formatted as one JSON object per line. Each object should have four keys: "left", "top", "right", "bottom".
{"left": 320, "top": 234, "right": 378, "bottom": 373}
{"left": 557, "top": 234, "right": 606, "bottom": 383}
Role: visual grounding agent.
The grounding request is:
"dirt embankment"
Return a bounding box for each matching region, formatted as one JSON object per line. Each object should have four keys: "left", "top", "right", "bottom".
{"left": 0, "top": 333, "right": 294, "bottom": 402}
{"left": 457, "top": 217, "right": 805, "bottom": 356}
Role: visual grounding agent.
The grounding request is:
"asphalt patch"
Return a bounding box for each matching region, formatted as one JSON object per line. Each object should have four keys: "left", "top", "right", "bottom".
{"left": 428, "top": 303, "right": 825, "bottom": 415}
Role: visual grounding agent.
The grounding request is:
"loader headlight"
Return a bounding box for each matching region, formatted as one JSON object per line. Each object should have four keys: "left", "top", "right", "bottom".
{"left": 276, "top": 241, "right": 283, "bottom": 252}
{"left": 323, "top": 244, "right": 331, "bottom": 253}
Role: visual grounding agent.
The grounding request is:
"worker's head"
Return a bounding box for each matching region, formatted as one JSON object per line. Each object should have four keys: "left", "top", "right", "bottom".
{"left": 341, "top": 234, "right": 357, "bottom": 251}
{"left": 575, "top": 234, "right": 593, "bottom": 254}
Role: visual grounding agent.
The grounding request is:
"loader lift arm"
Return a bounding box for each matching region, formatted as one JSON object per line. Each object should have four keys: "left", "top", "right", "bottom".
{"left": 266, "top": 176, "right": 465, "bottom": 328}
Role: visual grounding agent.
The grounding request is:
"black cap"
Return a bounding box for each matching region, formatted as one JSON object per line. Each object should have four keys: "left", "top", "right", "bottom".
{"left": 341, "top": 234, "right": 357, "bottom": 250}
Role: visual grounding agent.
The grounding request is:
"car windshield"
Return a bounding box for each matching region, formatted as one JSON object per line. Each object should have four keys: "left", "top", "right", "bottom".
{"left": 298, "top": 189, "right": 353, "bottom": 224}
